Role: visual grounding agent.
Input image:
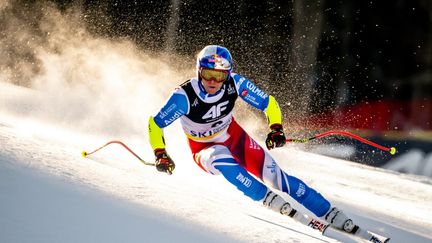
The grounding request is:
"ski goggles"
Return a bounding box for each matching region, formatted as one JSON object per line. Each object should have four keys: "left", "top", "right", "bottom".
{"left": 200, "top": 68, "right": 229, "bottom": 83}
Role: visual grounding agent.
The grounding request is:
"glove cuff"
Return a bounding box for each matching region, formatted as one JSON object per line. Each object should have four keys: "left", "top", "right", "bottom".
{"left": 154, "top": 148, "right": 167, "bottom": 157}
{"left": 270, "top": 123, "right": 283, "bottom": 131}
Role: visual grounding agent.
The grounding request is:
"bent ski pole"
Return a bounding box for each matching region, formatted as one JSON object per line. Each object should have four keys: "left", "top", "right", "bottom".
{"left": 82, "top": 140, "right": 155, "bottom": 166}
{"left": 286, "top": 130, "right": 396, "bottom": 155}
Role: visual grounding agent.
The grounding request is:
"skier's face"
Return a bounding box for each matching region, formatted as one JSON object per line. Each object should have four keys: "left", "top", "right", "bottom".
{"left": 200, "top": 68, "right": 228, "bottom": 94}
{"left": 201, "top": 78, "right": 224, "bottom": 94}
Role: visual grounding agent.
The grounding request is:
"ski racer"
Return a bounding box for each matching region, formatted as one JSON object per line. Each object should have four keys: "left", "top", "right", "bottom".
{"left": 148, "top": 45, "right": 360, "bottom": 235}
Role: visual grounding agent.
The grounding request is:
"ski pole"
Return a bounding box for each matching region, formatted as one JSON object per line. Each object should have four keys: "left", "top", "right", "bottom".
{"left": 82, "top": 140, "right": 155, "bottom": 166}
{"left": 286, "top": 130, "right": 396, "bottom": 155}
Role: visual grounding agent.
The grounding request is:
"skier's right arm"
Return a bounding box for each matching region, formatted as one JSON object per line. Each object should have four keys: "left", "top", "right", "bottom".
{"left": 149, "top": 116, "right": 175, "bottom": 174}
{"left": 148, "top": 89, "right": 189, "bottom": 174}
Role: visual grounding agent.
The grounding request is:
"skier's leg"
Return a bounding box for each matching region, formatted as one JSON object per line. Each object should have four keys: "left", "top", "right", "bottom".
{"left": 234, "top": 124, "right": 330, "bottom": 216}
{"left": 215, "top": 162, "right": 298, "bottom": 216}
{"left": 260, "top": 152, "right": 331, "bottom": 217}
{"left": 261, "top": 153, "right": 357, "bottom": 232}
{"left": 195, "top": 144, "right": 294, "bottom": 214}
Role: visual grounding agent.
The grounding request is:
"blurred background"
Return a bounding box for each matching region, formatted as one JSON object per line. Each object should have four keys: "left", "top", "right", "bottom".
{"left": 1, "top": 0, "right": 431, "bottom": 177}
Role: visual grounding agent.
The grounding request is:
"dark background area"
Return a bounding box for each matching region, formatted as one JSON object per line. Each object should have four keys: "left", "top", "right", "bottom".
{"left": 7, "top": 0, "right": 432, "bottom": 127}
{"left": 70, "top": 0, "right": 431, "bottom": 130}
{"left": 3, "top": 0, "right": 432, "bottom": 173}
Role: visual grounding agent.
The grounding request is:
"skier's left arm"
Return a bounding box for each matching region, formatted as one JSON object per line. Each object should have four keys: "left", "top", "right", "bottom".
{"left": 232, "top": 73, "right": 286, "bottom": 150}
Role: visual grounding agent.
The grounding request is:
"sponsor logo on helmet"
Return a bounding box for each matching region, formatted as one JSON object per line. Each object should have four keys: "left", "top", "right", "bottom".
{"left": 208, "top": 54, "right": 220, "bottom": 63}
{"left": 207, "top": 54, "right": 230, "bottom": 69}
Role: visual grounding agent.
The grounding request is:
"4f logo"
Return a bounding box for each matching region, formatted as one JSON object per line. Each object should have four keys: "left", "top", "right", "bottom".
{"left": 202, "top": 101, "right": 229, "bottom": 120}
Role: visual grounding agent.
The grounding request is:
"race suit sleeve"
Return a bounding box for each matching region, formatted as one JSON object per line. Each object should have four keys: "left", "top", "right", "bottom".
{"left": 264, "top": 95, "right": 282, "bottom": 127}
{"left": 232, "top": 73, "right": 282, "bottom": 127}
{"left": 148, "top": 88, "right": 189, "bottom": 151}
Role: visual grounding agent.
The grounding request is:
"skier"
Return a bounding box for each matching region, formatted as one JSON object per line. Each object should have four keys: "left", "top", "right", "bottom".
{"left": 148, "top": 45, "right": 358, "bottom": 235}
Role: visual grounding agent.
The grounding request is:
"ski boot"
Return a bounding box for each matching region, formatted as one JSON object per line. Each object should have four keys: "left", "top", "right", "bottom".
{"left": 324, "top": 207, "right": 390, "bottom": 242}
{"left": 323, "top": 207, "right": 358, "bottom": 233}
{"left": 262, "top": 190, "right": 296, "bottom": 216}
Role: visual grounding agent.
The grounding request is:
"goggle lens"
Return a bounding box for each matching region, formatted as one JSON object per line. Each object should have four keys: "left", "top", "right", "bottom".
{"left": 200, "top": 68, "right": 229, "bottom": 83}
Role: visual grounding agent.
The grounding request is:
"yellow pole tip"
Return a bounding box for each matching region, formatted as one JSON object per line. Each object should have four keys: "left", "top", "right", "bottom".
{"left": 81, "top": 151, "right": 87, "bottom": 157}
{"left": 389, "top": 147, "right": 396, "bottom": 155}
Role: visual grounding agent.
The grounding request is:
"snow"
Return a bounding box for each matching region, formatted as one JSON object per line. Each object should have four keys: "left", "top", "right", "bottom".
{"left": 1, "top": 81, "right": 432, "bottom": 243}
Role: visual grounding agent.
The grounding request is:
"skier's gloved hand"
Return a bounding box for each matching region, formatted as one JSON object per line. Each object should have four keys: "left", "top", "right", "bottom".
{"left": 154, "top": 149, "right": 175, "bottom": 175}
{"left": 265, "top": 124, "right": 286, "bottom": 150}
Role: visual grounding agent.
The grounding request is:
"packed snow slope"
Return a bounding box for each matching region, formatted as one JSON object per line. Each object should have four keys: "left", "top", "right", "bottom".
{"left": 1, "top": 81, "right": 432, "bottom": 243}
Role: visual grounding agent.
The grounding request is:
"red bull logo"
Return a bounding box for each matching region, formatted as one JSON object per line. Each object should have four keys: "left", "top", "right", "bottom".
{"left": 208, "top": 54, "right": 221, "bottom": 63}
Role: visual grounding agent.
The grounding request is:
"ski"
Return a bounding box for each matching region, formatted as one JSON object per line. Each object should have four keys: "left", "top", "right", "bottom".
{"left": 364, "top": 230, "right": 391, "bottom": 243}
{"left": 287, "top": 209, "right": 390, "bottom": 242}
{"left": 332, "top": 224, "right": 390, "bottom": 243}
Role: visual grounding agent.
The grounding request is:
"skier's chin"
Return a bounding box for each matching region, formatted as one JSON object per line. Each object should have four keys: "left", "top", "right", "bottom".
{"left": 206, "top": 87, "right": 219, "bottom": 94}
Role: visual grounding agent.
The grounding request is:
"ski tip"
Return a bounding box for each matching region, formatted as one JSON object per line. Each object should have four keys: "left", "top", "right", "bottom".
{"left": 389, "top": 147, "right": 396, "bottom": 155}
{"left": 81, "top": 151, "right": 87, "bottom": 157}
